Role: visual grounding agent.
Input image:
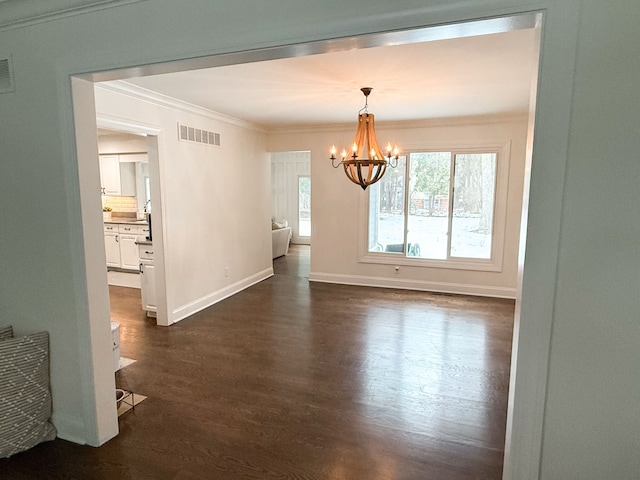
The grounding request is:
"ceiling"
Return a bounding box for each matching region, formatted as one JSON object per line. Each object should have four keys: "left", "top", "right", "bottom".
{"left": 109, "top": 27, "right": 538, "bottom": 130}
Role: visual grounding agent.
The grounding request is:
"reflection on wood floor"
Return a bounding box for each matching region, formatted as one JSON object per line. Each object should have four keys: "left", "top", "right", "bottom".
{"left": 2, "top": 244, "right": 514, "bottom": 479}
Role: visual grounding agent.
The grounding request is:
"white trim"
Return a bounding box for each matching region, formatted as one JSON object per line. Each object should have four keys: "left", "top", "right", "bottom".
{"left": 69, "top": 76, "right": 119, "bottom": 447}
{"left": 171, "top": 268, "right": 274, "bottom": 324}
{"left": 96, "top": 113, "right": 161, "bottom": 136}
{"left": 95, "top": 81, "right": 266, "bottom": 133}
{"left": 309, "top": 272, "right": 517, "bottom": 299}
{"left": 503, "top": 5, "right": 579, "bottom": 479}
{"left": 358, "top": 252, "right": 503, "bottom": 272}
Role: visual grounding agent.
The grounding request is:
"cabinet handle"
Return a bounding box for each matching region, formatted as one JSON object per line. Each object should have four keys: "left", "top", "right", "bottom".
{"left": 116, "top": 235, "right": 119, "bottom": 243}
{"left": 124, "top": 227, "right": 131, "bottom": 231}
{"left": 139, "top": 263, "right": 143, "bottom": 274}
{"left": 145, "top": 250, "right": 153, "bottom": 255}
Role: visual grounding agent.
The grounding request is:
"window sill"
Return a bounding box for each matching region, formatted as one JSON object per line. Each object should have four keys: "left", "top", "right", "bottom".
{"left": 359, "top": 252, "right": 503, "bottom": 272}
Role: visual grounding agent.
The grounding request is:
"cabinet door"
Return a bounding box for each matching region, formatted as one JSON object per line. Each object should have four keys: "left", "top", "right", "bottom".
{"left": 140, "top": 260, "right": 156, "bottom": 312}
{"left": 104, "top": 232, "right": 121, "bottom": 267}
{"left": 118, "top": 162, "right": 136, "bottom": 196}
{"left": 99, "top": 155, "right": 121, "bottom": 195}
{"left": 119, "top": 234, "right": 139, "bottom": 270}
{"left": 99, "top": 155, "right": 136, "bottom": 196}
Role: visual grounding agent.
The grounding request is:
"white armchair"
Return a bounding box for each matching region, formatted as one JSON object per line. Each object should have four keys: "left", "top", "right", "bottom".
{"left": 272, "top": 226, "right": 292, "bottom": 259}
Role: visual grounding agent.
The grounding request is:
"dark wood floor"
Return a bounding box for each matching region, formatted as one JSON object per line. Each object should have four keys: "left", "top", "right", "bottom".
{"left": 2, "top": 245, "right": 514, "bottom": 479}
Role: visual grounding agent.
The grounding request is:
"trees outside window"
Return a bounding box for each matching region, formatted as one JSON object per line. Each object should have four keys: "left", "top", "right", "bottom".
{"left": 368, "top": 151, "right": 498, "bottom": 261}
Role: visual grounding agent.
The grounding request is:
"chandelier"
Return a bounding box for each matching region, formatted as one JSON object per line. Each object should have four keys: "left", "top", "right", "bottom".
{"left": 330, "top": 87, "right": 399, "bottom": 190}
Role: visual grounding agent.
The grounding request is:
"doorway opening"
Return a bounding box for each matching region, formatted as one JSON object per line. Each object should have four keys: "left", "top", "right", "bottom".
{"left": 271, "top": 151, "right": 311, "bottom": 245}
{"left": 71, "top": 11, "right": 543, "bottom": 473}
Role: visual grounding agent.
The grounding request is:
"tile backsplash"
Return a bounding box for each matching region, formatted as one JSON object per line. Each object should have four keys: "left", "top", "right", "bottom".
{"left": 102, "top": 196, "right": 137, "bottom": 213}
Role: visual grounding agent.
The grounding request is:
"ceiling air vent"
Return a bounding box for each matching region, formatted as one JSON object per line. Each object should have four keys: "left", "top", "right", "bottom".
{"left": 0, "top": 57, "right": 15, "bottom": 94}
{"left": 178, "top": 123, "right": 220, "bottom": 147}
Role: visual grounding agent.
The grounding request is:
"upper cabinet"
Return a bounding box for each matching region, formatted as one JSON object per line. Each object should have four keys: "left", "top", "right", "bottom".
{"left": 99, "top": 154, "right": 138, "bottom": 196}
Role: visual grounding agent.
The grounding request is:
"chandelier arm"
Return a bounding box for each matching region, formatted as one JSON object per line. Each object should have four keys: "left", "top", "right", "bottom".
{"left": 331, "top": 157, "right": 343, "bottom": 168}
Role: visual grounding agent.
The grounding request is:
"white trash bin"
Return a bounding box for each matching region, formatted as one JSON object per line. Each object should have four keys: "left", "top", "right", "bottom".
{"left": 111, "top": 321, "right": 121, "bottom": 372}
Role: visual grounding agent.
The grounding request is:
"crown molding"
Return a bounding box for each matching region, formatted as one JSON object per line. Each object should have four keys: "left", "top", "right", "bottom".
{"left": 0, "top": 0, "right": 144, "bottom": 31}
{"left": 95, "top": 81, "right": 267, "bottom": 133}
{"left": 268, "top": 112, "right": 530, "bottom": 136}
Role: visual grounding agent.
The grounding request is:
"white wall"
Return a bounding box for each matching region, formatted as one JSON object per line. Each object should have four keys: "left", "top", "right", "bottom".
{"left": 94, "top": 84, "right": 273, "bottom": 324}
{"left": 268, "top": 116, "right": 528, "bottom": 297}
{"left": 0, "top": 1, "right": 638, "bottom": 478}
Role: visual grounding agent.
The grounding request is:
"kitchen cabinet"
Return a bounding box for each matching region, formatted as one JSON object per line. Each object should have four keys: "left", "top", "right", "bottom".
{"left": 99, "top": 155, "right": 136, "bottom": 196}
{"left": 104, "top": 223, "right": 149, "bottom": 271}
{"left": 104, "top": 230, "right": 121, "bottom": 267}
{"left": 138, "top": 243, "right": 156, "bottom": 317}
{"left": 118, "top": 224, "right": 140, "bottom": 270}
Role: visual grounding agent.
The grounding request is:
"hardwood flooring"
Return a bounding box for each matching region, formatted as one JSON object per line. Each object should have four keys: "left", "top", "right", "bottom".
{"left": 1, "top": 245, "right": 514, "bottom": 479}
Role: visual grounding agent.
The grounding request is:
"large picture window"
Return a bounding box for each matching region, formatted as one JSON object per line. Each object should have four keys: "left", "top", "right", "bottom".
{"left": 367, "top": 150, "right": 500, "bottom": 268}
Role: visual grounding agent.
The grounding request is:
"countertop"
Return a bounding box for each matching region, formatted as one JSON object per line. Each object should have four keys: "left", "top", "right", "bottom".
{"left": 135, "top": 236, "right": 152, "bottom": 246}
{"left": 104, "top": 219, "right": 149, "bottom": 226}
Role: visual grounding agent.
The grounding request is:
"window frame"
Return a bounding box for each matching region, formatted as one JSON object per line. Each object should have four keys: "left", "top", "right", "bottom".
{"left": 359, "top": 141, "right": 511, "bottom": 272}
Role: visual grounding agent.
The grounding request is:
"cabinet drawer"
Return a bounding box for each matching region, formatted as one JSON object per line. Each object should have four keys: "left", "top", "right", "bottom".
{"left": 103, "top": 223, "right": 118, "bottom": 233}
{"left": 118, "top": 224, "right": 148, "bottom": 235}
{"left": 138, "top": 245, "right": 154, "bottom": 260}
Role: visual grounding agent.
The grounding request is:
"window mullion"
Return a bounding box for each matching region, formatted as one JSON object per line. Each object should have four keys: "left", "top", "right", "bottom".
{"left": 403, "top": 153, "right": 411, "bottom": 256}
{"left": 446, "top": 153, "right": 455, "bottom": 259}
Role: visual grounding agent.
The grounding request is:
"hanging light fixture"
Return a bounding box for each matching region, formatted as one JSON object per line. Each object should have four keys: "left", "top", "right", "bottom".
{"left": 330, "top": 87, "right": 399, "bottom": 190}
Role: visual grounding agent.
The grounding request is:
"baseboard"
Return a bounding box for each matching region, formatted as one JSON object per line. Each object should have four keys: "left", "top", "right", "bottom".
{"left": 308, "top": 272, "right": 517, "bottom": 299}
{"left": 51, "top": 411, "right": 88, "bottom": 445}
{"left": 171, "top": 268, "right": 274, "bottom": 323}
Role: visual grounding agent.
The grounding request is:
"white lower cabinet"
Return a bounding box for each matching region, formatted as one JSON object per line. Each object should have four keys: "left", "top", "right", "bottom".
{"left": 104, "top": 232, "right": 121, "bottom": 267}
{"left": 138, "top": 244, "right": 156, "bottom": 317}
{"left": 104, "top": 223, "right": 149, "bottom": 271}
{"left": 119, "top": 234, "right": 139, "bottom": 270}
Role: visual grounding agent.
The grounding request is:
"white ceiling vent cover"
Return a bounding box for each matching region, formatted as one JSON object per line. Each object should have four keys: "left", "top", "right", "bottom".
{"left": 178, "top": 123, "right": 220, "bottom": 147}
{"left": 0, "top": 57, "right": 15, "bottom": 94}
